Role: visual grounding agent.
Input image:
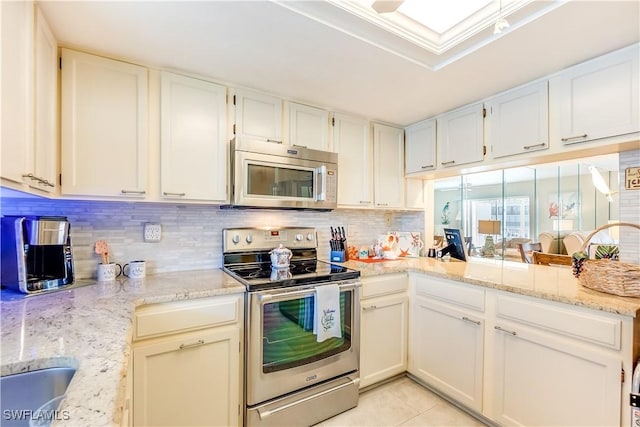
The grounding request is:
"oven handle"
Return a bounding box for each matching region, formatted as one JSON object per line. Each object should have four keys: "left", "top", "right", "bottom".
{"left": 257, "top": 282, "right": 361, "bottom": 303}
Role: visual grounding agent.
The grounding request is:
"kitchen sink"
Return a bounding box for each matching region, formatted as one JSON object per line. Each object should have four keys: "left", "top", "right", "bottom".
{"left": 0, "top": 367, "right": 76, "bottom": 426}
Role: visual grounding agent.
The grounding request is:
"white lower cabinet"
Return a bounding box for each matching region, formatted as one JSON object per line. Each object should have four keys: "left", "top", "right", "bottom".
{"left": 360, "top": 274, "right": 408, "bottom": 388}
{"left": 408, "top": 275, "right": 484, "bottom": 412}
{"left": 132, "top": 295, "right": 242, "bottom": 427}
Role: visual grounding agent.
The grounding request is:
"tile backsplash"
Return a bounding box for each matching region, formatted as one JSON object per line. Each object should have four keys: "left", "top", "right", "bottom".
{"left": 0, "top": 195, "right": 424, "bottom": 279}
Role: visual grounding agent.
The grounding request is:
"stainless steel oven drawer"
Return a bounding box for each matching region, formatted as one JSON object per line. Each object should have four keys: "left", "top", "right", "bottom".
{"left": 246, "top": 374, "right": 360, "bottom": 426}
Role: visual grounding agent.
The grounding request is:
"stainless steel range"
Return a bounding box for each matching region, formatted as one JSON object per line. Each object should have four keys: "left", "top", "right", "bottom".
{"left": 222, "top": 227, "right": 361, "bottom": 427}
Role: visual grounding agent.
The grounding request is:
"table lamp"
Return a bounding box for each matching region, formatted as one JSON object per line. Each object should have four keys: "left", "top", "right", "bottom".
{"left": 478, "top": 219, "right": 501, "bottom": 257}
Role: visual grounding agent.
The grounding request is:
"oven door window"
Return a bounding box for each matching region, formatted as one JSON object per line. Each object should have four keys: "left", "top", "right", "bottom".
{"left": 262, "top": 291, "right": 352, "bottom": 373}
{"left": 247, "top": 163, "right": 315, "bottom": 199}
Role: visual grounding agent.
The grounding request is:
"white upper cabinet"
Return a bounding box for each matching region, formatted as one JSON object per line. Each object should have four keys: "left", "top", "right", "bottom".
{"left": 405, "top": 118, "right": 436, "bottom": 175}
{"left": 437, "top": 102, "right": 485, "bottom": 168}
{"left": 549, "top": 44, "right": 639, "bottom": 145}
{"left": 232, "top": 88, "right": 283, "bottom": 143}
{"left": 285, "top": 101, "right": 330, "bottom": 151}
{"left": 60, "top": 49, "right": 148, "bottom": 198}
{"left": 486, "top": 80, "right": 549, "bottom": 159}
{"left": 160, "top": 72, "right": 227, "bottom": 202}
{"left": 1, "top": 3, "right": 58, "bottom": 194}
{"left": 373, "top": 123, "right": 405, "bottom": 209}
{"left": 332, "top": 113, "right": 372, "bottom": 208}
{"left": 405, "top": 179, "right": 425, "bottom": 210}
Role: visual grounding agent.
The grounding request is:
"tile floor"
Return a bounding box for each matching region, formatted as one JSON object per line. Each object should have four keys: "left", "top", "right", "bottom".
{"left": 315, "top": 376, "right": 488, "bottom": 427}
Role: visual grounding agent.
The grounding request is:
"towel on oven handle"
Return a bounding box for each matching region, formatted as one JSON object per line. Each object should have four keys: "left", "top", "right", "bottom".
{"left": 313, "top": 283, "right": 342, "bottom": 342}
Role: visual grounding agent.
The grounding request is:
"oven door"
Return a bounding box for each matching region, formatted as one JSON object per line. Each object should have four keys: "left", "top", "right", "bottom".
{"left": 246, "top": 281, "right": 360, "bottom": 406}
{"left": 233, "top": 150, "right": 337, "bottom": 210}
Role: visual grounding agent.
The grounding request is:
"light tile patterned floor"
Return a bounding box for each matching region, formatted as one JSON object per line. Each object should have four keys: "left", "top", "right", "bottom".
{"left": 315, "top": 377, "right": 487, "bottom": 427}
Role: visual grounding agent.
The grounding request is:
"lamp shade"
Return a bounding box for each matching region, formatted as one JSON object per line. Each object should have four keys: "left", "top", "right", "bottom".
{"left": 478, "top": 219, "right": 501, "bottom": 235}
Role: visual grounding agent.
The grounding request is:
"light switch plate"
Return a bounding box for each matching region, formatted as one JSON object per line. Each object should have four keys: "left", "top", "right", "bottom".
{"left": 144, "top": 223, "right": 162, "bottom": 242}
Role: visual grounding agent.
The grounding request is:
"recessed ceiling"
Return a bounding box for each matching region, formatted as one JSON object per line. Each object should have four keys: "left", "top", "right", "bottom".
{"left": 38, "top": 0, "right": 639, "bottom": 126}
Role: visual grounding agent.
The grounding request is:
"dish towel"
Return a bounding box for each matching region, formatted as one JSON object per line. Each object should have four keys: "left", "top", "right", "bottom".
{"left": 313, "top": 284, "right": 342, "bottom": 342}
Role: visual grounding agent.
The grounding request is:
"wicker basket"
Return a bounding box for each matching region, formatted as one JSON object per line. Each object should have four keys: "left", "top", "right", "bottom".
{"left": 572, "top": 222, "right": 640, "bottom": 297}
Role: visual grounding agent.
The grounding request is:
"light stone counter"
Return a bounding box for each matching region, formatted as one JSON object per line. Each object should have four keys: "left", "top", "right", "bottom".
{"left": 0, "top": 269, "right": 245, "bottom": 426}
{"left": 341, "top": 257, "right": 640, "bottom": 318}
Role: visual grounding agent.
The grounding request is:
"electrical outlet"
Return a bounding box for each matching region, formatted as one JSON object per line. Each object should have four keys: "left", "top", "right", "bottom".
{"left": 384, "top": 212, "right": 392, "bottom": 228}
{"left": 144, "top": 223, "right": 162, "bottom": 242}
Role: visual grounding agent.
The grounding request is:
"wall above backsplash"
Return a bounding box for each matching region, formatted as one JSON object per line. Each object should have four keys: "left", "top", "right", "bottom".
{"left": 0, "top": 194, "right": 424, "bottom": 280}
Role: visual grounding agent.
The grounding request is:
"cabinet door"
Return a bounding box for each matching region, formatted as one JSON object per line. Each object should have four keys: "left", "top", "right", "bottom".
{"left": 332, "top": 113, "right": 372, "bottom": 208}
{"left": 373, "top": 123, "right": 405, "bottom": 209}
{"left": 437, "top": 103, "right": 484, "bottom": 168}
{"left": 405, "top": 118, "right": 436, "bottom": 174}
{"left": 133, "top": 327, "right": 240, "bottom": 427}
{"left": 60, "top": 49, "right": 148, "bottom": 197}
{"left": 486, "top": 81, "right": 548, "bottom": 159}
{"left": 360, "top": 294, "right": 408, "bottom": 388}
{"left": 286, "top": 102, "right": 330, "bottom": 151}
{"left": 550, "top": 45, "right": 639, "bottom": 145}
{"left": 405, "top": 178, "right": 425, "bottom": 210}
{"left": 33, "top": 6, "right": 58, "bottom": 193}
{"left": 1, "top": 0, "right": 33, "bottom": 186}
{"left": 160, "top": 72, "right": 227, "bottom": 202}
{"left": 233, "top": 88, "right": 282, "bottom": 143}
{"left": 490, "top": 321, "right": 620, "bottom": 427}
{"left": 409, "top": 296, "right": 484, "bottom": 412}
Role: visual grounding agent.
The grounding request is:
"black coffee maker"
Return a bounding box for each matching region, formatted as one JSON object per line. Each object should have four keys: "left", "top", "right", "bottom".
{"left": 1, "top": 216, "right": 75, "bottom": 294}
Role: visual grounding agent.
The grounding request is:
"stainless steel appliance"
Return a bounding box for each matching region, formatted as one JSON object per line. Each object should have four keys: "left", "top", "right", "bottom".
{"left": 222, "top": 227, "right": 361, "bottom": 426}
{"left": 227, "top": 139, "right": 338, "bottom": 210}
{"left": 1, "top": 216, "right": 75, "bottom": 294}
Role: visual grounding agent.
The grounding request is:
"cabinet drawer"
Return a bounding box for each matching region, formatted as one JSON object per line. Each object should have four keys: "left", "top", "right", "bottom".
{"left": 413, "top": 275, "right": 485, "bottom": 312}
{"left": 135, "top": 296, "right": 240, "bottom": 340}
{"left": 361, "top": 273, "right": 407, "bottom": 299}
{"left": 495, "top": 295, "right": 621, "bottom": 349}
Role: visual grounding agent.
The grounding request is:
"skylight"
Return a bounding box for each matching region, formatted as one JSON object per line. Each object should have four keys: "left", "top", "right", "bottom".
{"left": 397, "top": 0, "right": 492, "bottom": 35}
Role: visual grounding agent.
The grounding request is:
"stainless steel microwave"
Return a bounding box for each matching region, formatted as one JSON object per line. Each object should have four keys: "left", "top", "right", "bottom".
{"left": 227, "top": 138, "right": 338, "bottom": 210}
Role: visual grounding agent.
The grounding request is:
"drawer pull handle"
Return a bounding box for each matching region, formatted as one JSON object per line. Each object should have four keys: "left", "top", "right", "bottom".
{"left": 292, "top": 144, "right": 307, "bottom": 148}
{"left": 494, "top": 325, "right": 517, "bottom": 336}
{"left": 163, "top": 192, "right": 186, "bottom": 197}
{"left": 441, "top": 160, "right": 455, "bottom": 166}
{"left": 179, "top": 339, "right": 205, "bottom": 350}
{"left": 359, "top": 201, "right": 371, "bottom": 204}
{"left": 523, "top": 142, "right": 546, "bottom": 150}
{"left": 561, "top": 134, "right": 588, "bottom": 142}
{"left": 121, "top": 189, "right": 146, "bottom": 195}
{"left": 267, "top": 139, "right": 283, "bottom": 144}
{"left": 363, "top": 305, "right": 377, "bottom": 311}
{"left": 376, "top": 203, "right": 388, "bottom": 207}
{"left": 462, "top": 316, "right": 481, "bottom": 325}
{"left": 420, "top": 165, "right": 434, "bottom": 169}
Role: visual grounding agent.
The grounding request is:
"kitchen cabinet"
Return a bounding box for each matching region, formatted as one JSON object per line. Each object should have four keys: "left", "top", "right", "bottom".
{"left": 132, "top": 295, "right": 242, "bottom": 427}
{"left": 332, "top": 113, "right": 372, "bottom": 208}
{"left": 437, "top": 102, "right": 485, "bottom": 168}
{"left": 360, "top": 274, "right": 408, "bottom": 389}
{"left": 408, "top": 275, "right": 485, "bottom": 412}
{"left": 405, "top": 118, "right": 436, "bottom": 175}
{"left": 373, "top": 123, "right": 405, "bottom": 209}
{"left": 485, "top": 80, "right": 549, "bottom": 159}
{"left": 160, "top": 71, "right": 227, "bottom": 202}
{"left": 405, "top": 179, "right": 425, "bottom": 210}
{"left": 486, "top": 293, "right": 622, "bottom": 427}
{"left": 60, "top": 49, "right": 148, "bottom": 198}
{"left": 231, "top": 88, "right": 283, "bottom": 143}
{"left": 549, "top": 44, "right": 639, "bottom": 146}
{"left": 285, "top": 101, "right": 330, "bottom": 151}
{"left": 1, "top": 2, "right": 57, "bottom": 193}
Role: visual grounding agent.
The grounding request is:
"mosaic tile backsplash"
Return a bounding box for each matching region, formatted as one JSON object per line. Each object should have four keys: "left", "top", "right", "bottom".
{"left": 0, "top": 195, "right": 425, "bottom": 280}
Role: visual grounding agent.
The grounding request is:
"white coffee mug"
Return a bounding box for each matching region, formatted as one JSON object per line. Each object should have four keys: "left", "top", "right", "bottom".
{"left": 97, "top": 263, "right": 122, "bottom": 282}
{"left": 123, "top": 260, "right": 146, "bottom": 279}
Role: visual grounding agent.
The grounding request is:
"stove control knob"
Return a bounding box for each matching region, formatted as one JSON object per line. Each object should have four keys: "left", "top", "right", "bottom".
{"left": 295, "top": 234, "right": 303, "bottom": 241}
{"left": 307, "top": 233, "right": 314, "bottom": 241}
{"left": 231, "top": 235, "right": 240, "bottom": 244}
{"left": 245, "top": 235, "right": 253, "bottom": 244}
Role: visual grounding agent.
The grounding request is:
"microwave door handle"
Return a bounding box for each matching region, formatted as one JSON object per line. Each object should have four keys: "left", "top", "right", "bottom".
{"left": 316, "top": 165, "right": 327, "bottom": 201}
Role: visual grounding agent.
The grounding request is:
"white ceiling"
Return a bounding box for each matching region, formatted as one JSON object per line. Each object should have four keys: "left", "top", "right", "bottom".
{"left": 38, "top": 0, "right": 640, "bottom": 126}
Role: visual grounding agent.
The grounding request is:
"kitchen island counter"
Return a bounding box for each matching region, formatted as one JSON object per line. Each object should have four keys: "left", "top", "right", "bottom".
{"left": 0, "top": 269, "right": 245, "bottom": 426}
{"left": 341, "top": 256, "right": 640, "bottom": 318}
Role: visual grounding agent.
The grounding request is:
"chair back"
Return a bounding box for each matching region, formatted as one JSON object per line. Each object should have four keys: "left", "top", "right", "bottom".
{"left": 518, "top": 242, "right": 542, "bottom": 263}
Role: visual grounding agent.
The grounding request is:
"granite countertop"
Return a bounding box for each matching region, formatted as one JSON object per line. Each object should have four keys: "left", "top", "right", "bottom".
{"left": 0, "top": 269, "right": 245, "bottom": 426}
{"left": 341, "top": 256, "right": 640, "bottom": 318}
{"left": 2, "top": 259, "right": 640, "bottom": 426}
